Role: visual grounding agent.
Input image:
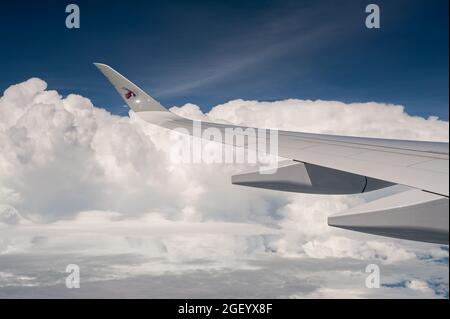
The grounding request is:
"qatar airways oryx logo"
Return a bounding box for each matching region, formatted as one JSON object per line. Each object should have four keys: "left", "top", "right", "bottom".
{"left": 122, "top": 87, "right": 137, "bottom": 100}
{"left": 169, "top": 121, "right": 279, "bottom": 174}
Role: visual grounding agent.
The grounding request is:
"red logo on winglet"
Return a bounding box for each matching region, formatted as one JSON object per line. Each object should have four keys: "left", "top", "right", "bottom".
{"left": 122, "top": 87, "right": 137, "bottom": 100}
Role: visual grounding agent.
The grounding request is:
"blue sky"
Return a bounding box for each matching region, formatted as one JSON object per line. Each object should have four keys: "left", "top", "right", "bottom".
{"left": 1, "top": 0, "right": 448, "bottom": 119}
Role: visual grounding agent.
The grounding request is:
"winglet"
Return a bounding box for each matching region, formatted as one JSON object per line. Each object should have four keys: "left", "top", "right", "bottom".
{"left": 94, "top": 63, "right": 168, "bottom": 113}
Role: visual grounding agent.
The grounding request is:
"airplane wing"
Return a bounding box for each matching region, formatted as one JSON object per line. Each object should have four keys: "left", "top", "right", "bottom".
{"left": 95, "top": 63, "right": 449, "bottom": 245}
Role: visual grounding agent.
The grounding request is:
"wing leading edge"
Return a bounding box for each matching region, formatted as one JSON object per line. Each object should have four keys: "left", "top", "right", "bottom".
{"left": 95, "top": 63, "right": 449, "bottom": 244}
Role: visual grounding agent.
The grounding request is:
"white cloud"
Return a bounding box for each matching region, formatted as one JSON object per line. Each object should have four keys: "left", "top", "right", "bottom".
{"left": 207, "top": 99, "right": 449, "bottom": 141}
{"left": 0, "top": 78, "right": 448, "bottom": 298}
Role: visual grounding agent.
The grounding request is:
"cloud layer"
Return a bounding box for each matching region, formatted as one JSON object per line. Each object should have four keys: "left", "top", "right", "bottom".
{"left": 0, "top": 78, "right": 448, "bottom": 298}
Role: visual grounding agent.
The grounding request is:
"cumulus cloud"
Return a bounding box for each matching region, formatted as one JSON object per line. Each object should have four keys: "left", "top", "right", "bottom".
{"left": 0, "top": 78, "right": 448, "bottom": 298}
{"left": 207, "top": 99, "right": 449, "bottom": 141}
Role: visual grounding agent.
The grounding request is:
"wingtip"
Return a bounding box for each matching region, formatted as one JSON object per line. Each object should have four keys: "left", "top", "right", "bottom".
{"left": 94, "top": 62, "right": 168, "bottom": 113}
{"left": 93, "top": 62, "right": 108, "bottom": 68}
